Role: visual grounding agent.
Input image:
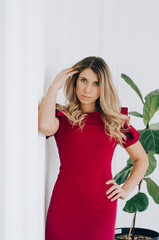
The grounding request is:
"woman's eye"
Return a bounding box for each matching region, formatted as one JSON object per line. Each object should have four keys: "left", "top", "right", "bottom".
{"left": 81, "top": 78, "right": 99, "bottom": 86}
{"left": 81, "top": 78, "right": 86, "bottom": 82}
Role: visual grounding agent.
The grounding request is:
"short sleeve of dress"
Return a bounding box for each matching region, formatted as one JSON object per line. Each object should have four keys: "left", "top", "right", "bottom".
{"left": 120, "top": 107, "right": 140, "bottom": 148}
{"left": 45, "top": 104, "right": 64, "bottom": 139}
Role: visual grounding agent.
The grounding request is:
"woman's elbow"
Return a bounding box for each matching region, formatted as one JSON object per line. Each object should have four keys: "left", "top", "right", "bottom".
{"left": 141, "top": 153, "right": 149, "bottom": 172}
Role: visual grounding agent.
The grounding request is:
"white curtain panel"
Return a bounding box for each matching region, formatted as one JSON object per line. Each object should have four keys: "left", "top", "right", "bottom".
{"left": 0, "top": 0, "right": 45, "bottom": 239}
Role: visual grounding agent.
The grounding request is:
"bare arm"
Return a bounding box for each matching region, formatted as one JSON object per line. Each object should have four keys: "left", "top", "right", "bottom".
{"left": 121, "top": 140, "right": 149, "bottom": 195}
{"left": 105, "top": 141, "right": 149, "bottom": 201}
{"left": 38, "top": 83, "right": 59, "bottom": 136}
{"left": 38, "top": 68, "right": 78, "bottom": 136}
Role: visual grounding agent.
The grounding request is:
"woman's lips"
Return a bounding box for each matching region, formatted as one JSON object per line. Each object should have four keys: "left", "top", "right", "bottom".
{"left": 82, "top": 95, "right": 91, "bottom": 99}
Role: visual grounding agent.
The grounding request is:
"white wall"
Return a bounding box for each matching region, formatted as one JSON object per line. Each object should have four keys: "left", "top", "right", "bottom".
{"left": 0, "top": 0, "right": 5, "bottom": 238}
{"left": 1, "top": 0, "right": 46, "bottom": 239}
{"left": 45, "top": 0, "right": 159, "bottom": 233}
{"left": 116, "top": 0, "right": 159, "bottom": 232}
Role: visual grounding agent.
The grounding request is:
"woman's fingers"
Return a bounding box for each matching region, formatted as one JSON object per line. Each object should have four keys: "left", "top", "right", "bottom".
{"left": 66, "top": 69, "right": 79, "bottom": 76}
{"left": 110, "top": 192, "right": 122, "bottom": 201}
{"left": 60, "top": 68, "right": 78, "bottom": 79}
{"left": 106, "top": 179, "right": 116, "bottom": 185}
{"left": 62, "top": 67, "right": 78, "bottom": 74}
{"left": 53, "top": 68, "right": 79, "bottom": 89}
{"left": 105, "top": 179, "right": 129, "bottom": 201}
{"left": 106, "top": 184, "right": 120, "bottom": 195}
{"left": 106, "top": 188, "right": 121, "bottom": 199}
{"left": 105, "top": 179, "right": 122, "bottom": 201}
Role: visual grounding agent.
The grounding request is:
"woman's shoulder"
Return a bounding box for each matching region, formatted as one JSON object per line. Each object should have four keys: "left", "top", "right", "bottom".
{"left": 120, "top": 107, "right": 128, "bottom": 115}
{"left": 55, "top": 103, "right": 67, "bottom": 118}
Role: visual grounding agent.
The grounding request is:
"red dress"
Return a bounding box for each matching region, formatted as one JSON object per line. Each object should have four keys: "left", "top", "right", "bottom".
{"left": 45, "top": 106, "right": 140, "bottom": 240}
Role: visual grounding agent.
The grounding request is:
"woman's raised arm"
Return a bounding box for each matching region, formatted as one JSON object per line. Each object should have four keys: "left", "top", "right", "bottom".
{"left": 38, "top": 68, "right": 78, "bottom": 137}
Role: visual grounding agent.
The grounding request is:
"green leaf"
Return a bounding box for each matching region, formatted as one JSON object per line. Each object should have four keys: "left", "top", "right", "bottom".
{"left": 138, "top": 129, "right": 159, "bottom": 154}
{"left": 127, "top": 157, "right": 134, "bottom": 166}
{"left": 128, "top": 111, "right": 143, "bottom": 118}
{"left": 114, "top": 165, "right": 133, "bottom": 185}
{"left": 144, "top": 177, "right": 159, "bottom": 204}
{"left": 144, "top": 153, "right": 157, "bottom": 177}
{"left": 145, "top": 89, "right": 159, "bottom": 99}
{"left": 143, "top": 93, "right": 159, "bottom": 126}
{"left": 149, "top": 122, "right": 159, "bottom": 130}
{"left": 123, "top": 192, "right": 149, "bottom": 213}
{"left": 121, "top": 74, "right": 144, "bottom": 104}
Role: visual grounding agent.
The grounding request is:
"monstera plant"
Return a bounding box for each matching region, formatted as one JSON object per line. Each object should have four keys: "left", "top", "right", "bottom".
{"left": 114, "top": 74, "right": 159, "bottom": 240}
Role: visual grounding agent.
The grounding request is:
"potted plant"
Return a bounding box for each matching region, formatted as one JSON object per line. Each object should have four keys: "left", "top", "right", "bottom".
{"left": 114, "top": 73, "right": 159, "bottom": 240}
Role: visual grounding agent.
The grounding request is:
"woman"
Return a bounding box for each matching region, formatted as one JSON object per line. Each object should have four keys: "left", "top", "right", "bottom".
{"left": 38, "top": 56, "right": 149, "bottom": 240}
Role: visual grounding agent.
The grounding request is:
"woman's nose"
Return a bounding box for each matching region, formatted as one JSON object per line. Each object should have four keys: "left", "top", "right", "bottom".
{"left": 84, "top": 85, "right": 92, "bottom": 92}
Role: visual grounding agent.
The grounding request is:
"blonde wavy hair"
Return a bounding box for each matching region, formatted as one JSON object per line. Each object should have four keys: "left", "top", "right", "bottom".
{"left": 56, "top": 56, "right": 130, "bottom": 147}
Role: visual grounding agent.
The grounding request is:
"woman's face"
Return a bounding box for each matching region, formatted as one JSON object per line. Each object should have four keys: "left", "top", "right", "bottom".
{"left": 75, "top": 68, "right": 100, "bottom": 111}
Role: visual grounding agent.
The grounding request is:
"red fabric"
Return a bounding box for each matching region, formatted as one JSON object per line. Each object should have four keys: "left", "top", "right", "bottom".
{"left": 45, "top": 107, "right": 140, "bottom": 240}
{"left": 120, "top": 107, "right": 140, "bottom": 148}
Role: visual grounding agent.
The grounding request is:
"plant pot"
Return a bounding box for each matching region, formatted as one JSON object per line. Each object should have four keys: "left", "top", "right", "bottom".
{"left": 115, "top": 227, "right": 159, "bottom": 240}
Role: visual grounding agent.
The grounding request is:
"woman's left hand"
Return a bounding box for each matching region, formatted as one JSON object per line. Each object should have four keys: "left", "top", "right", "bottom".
{"left": 105, "top": 179, "right": 129, "bottom": 201}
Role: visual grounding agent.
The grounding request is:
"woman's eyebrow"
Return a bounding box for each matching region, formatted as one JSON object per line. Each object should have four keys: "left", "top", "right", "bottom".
{"left": 80, "top": 76, "right": 99, "bottom": 82}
